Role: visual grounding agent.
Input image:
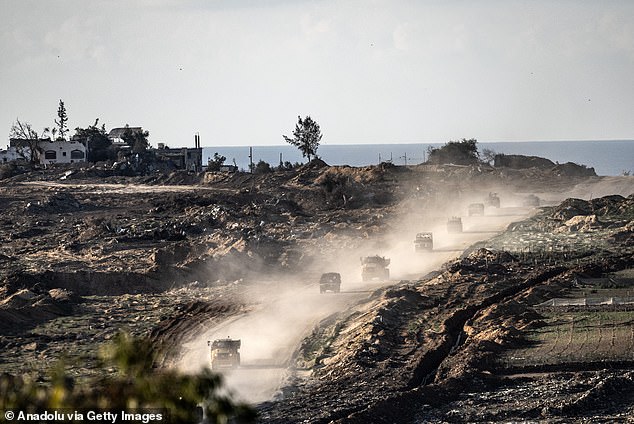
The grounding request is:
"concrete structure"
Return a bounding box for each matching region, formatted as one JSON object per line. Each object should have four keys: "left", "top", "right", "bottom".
{"left": 108, "top": 126, "right": 143, "bottom": 147}
{"left": 154, "top": 133, "right": 203, "bottom": 172}
{"left": 155, "top": 146, "right": 203, "bottom": 171}
{"left": 38, "top": 139, "right": 86, "bottom": 165}
{"left": 0, "top": 145, "right": 29, "bottom": 163}
{"left": 5, "top": 138, "right": 86, "bottom": 165}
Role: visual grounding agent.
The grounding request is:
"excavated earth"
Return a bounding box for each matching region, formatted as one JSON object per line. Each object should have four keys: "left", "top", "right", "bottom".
{"left": 1, "top": 161, "right": 633, "bottom": 422}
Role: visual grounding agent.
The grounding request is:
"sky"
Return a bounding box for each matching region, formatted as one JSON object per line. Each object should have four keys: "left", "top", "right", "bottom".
{"left": 1, "top": 0, "right": 633, "bottom": 148}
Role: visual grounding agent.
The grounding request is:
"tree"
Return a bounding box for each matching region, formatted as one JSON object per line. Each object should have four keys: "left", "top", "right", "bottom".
{"left": 121, "top": 124, "right": 150, "bottom": 154}
{"left": 55, "top": 99, "right": 69, "bottom": 140}
{"left": 480, "top": 147, "right": 497, "bottom": 165}
{"left": 253, "top": 159, "right": 272, "bottom": 174}
{"left": 207, "top": 152, "right": 227, "bottom": 171}
{"left": 426, "top": 138, "right": 479, "bottom": 165}
{"left": 9, "top": 119, "right": 43, "bottom": 164}
{"left": 283, "top": 115, "right": 322, "bottom": 162}
{"left": 74, "top": 119, "right": 113, "bottom": 162}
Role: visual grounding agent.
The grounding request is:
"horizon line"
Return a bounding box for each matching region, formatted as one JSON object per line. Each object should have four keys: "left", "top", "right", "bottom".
{"left": 194, "top": 138, "right": 634, "bottom": 148}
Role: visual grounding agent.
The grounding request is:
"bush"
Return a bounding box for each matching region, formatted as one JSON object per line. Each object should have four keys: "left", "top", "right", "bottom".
{"left": 0, "top": 332, "right": 256, "bottom": 423}
{"left": 253, "top": 160, "right": 272, "bottom": 174}
{"left": 427, "top": 138, "right": 479, "bottom": 165}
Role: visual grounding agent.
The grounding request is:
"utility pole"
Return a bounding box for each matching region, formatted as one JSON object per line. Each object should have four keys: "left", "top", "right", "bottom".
{"left": 249, "top": 147, "right": 253, "bottom": 173}
{"left": 399, "top": 152, "right": 408, "bottom": 166}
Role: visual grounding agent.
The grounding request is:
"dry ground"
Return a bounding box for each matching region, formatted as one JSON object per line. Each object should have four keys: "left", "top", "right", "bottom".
{"left": 0, "top": 162, "right": 632, "bottom": 423}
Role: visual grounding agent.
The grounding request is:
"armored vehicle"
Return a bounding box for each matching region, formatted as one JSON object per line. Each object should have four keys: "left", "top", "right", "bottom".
{"left": 447, "top": 217, "right": 463, "bottom": 233}
{"left": 414, "top": 232, "right": 433, "bottom": 252}
{"left": 485, "top": 192, "right": 500, "bottom": 208}
{"left": 361, "top": 256, "right": 390, "bottom": 281}
{"left": 208, "top": 338, "right": 241, "bottom": 370}
{"left": 468, "top": 203, "right": 485, "bottom": 216}
{"left": 319, "top": 272, "right": 341, "bottom": 293}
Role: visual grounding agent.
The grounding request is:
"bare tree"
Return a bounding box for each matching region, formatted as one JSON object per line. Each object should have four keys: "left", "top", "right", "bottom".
{"left": 9, "top": 119, "right": 43, "bottom": 164}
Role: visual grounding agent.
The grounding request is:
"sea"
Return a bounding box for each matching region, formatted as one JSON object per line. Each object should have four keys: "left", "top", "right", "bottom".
{"left": 202, "top": 140, "right": 634, "bottom": 177}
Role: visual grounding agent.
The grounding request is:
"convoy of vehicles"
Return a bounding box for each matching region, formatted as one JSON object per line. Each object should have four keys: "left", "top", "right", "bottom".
{"left": 214, "top": 196, "right": 513, "bottom": 370}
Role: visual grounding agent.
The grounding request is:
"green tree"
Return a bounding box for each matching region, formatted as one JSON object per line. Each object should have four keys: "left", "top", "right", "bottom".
{"left": 55, "top": 99, "right": 69, "bottom": 140}
{"left": 121, "top": 124, "right": 150, "bottom": 154}
{"left": 74, "top": 119, "right": 113, "bottom": 162}
{"left": 426, "top": 138, "right": 479, "bottom": 165}
{"left": 283, "top": 115, "right": 322, "bottom": 162}
{"left": 253, "top": 159, "right": 272, "bottom": 174}
{"left": 207, "top": 152, "right": 227, "bottom": 171}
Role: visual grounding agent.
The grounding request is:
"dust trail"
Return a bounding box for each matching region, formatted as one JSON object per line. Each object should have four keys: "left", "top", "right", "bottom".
{"left": 174, "top": 200, "right": 536, "bottom": 404}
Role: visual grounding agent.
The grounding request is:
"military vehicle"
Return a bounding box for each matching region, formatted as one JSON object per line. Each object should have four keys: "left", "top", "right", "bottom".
{"left": 414, "top": 232, "right": 433, "bottom": 252}
{"left": 468, "top": 203, "right": 485, "bottom": 216}
{"left": 208, "top": 338, "right": 241, "bottom": 370}
{"left": 447, "top": 217, "right": 463, "bottom": 233}
{"left": 361, "top": 256, "right": 390, "bottom": 281}
{"left": 485, "top": 192, "right": 501, "bottom": 208}
{"left": 319, "top": 272, "right": 341, "bottom": 293}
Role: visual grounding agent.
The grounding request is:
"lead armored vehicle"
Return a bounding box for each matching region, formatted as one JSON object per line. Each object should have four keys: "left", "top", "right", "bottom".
{"left": 208, "top": 338, "right": 241, "bottom": 370}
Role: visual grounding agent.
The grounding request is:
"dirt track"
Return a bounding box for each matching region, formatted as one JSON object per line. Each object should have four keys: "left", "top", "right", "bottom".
{"left": 175, "top": 209, "right": 535, "bottom": 404}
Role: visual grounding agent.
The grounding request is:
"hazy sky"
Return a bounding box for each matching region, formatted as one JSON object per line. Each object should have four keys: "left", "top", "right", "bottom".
{"left": 1, "top": 0, "right": 633, "bottom": 147}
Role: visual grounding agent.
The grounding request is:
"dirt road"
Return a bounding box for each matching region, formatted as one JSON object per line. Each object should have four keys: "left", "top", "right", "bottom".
{"left": 175, "top": 207, "right": 535, "bottom": 403}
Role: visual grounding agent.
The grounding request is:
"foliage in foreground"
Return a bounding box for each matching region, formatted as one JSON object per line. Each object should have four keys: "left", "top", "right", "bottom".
{"left": 0, "top": 333, "right": 256, "bottom": 423}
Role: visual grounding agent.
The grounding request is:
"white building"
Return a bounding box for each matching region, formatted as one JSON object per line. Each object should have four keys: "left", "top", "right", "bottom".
{"left": 38, "top": 139, "right": 86, "bottom": 165}
{"left": 0, "top": 145, "right": 29, "bottom": 163}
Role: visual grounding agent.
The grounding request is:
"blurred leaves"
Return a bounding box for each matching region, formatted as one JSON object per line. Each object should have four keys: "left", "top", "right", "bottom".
{"left": 0, "top": 332, "right": 256, "bottom": 423}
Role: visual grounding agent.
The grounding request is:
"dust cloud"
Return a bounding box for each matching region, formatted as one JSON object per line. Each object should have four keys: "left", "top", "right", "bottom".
{"left": 174, "top": 177, "right": 594, "bottom": 404}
